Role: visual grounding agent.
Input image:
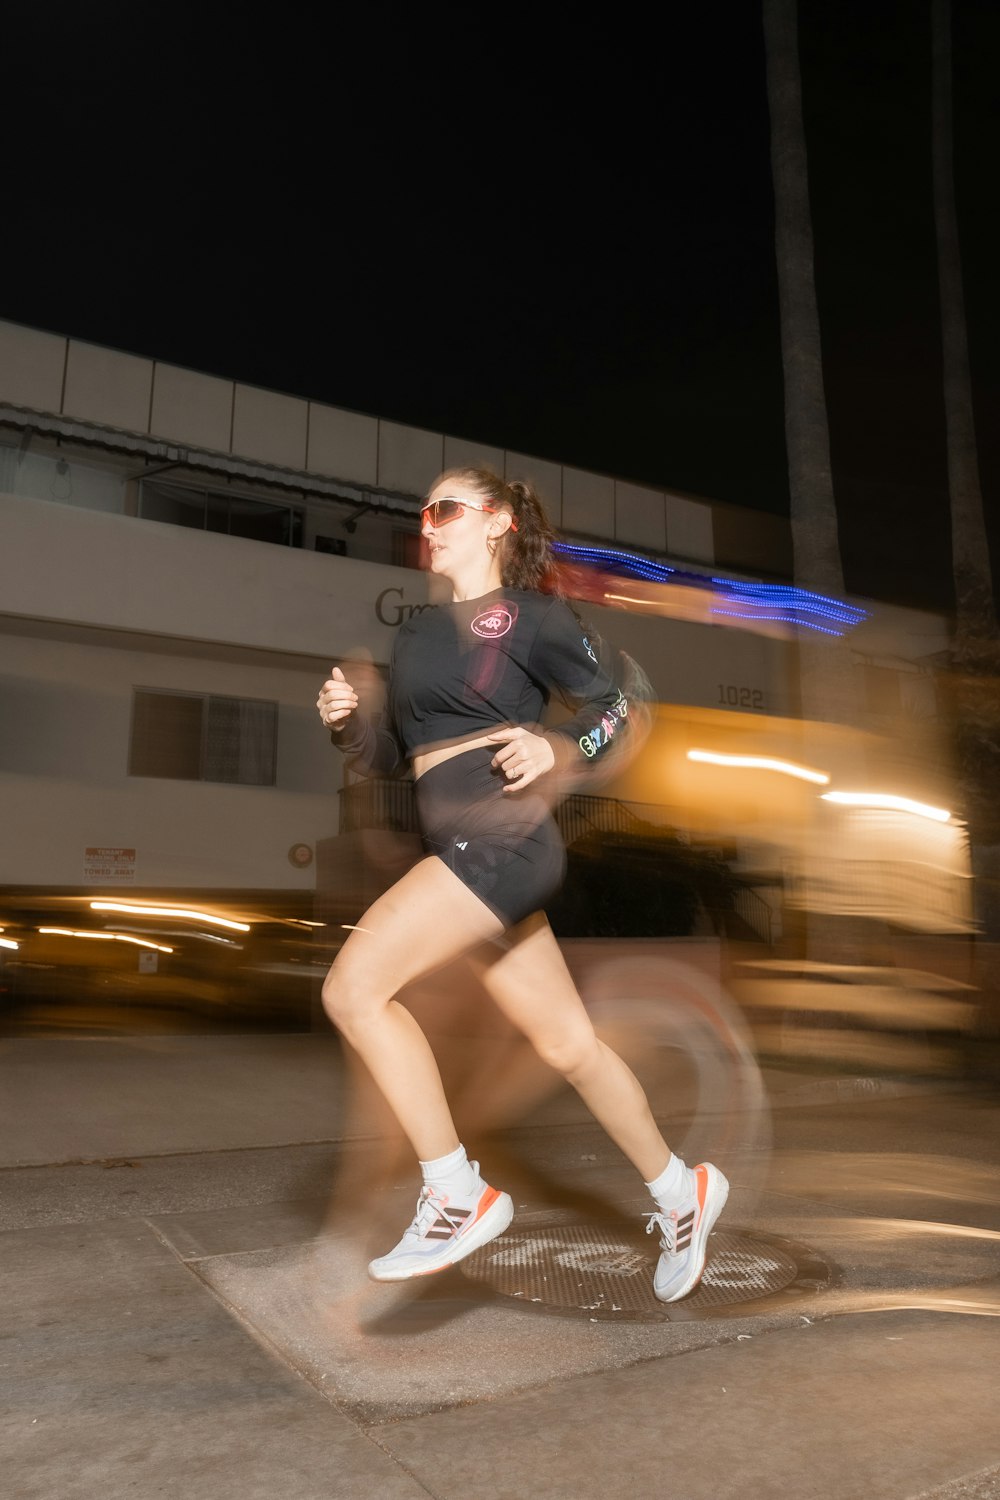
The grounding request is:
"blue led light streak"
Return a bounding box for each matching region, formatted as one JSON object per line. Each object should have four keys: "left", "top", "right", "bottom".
{"left": 709, "top": 609, "right": 846, "bottom": 636}
{"left": 554, "top": 540, "right": 868, "bottom": 636}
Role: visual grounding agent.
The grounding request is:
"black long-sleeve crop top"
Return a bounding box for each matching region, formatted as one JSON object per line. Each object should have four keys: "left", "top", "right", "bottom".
{"left": 330, "top": 587, "right": 630, "bottom": 776}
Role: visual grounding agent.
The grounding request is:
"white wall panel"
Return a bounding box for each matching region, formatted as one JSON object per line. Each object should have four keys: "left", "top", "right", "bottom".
{"left": 443, "top": 434, "right": 505, "bottom": 475}
{"left": 231, "top": 384, "right": 308, "bottom": 469}
{"left": 615, "top": 480, "right": 666, "bottom": 552}
{"left": 504, "top": 451, "right": 562, "bottom": 525}
{"left": 667, "top": 493, "right": 715, "bottom": 563}
{"left": 0, "top": 320, "right": 66, "bottom": 413}
{"left": 0, "top": 492, "right": 429, "bottom": 662}
{"left": 0, "top": 634, "right": 338, "bottom": 889}
{"left": 378, "top": 420, "right": 443, "bottom": 496}
{"left": 562, "top": 467, "right": 614, "bottom": 539}
{"left": 307, "top": 403, "right": 378, "bottom": 486}
{"left": 150, "top": 363, "right": 234, "bottom": 453}
{"left": 63, "top": 341, "right": 153, "bottom": 433}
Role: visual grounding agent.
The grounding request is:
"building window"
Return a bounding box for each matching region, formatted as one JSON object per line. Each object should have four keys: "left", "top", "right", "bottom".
{"left": 0, "top": 435, "right": 125, "bottom": 514}
{"left": 129, "top": 690, "right": 278, "bottom": 785}
{"left": 140, "top": 479, "right": 303, "bottom": 548}
{"left": 315, "top": 534, "right": 348, "bottom": 556}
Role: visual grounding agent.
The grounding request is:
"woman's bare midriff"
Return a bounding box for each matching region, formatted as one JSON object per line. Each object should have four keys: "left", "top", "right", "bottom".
{"left": 412, "top": 732, "right": 500, "bottom": 781}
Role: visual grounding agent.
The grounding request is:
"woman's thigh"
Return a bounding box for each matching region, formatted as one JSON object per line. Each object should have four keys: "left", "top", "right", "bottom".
{"left": 470, "top": 911, "right": 597, "bottom": 1065}
{"left": 327, "top": 855, "right": 505, "bottom": 1007}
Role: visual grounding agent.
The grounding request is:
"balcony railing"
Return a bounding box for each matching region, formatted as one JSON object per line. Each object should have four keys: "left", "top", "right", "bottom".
{"left": 336, "top": 778, "right": 777, "bottom": 947}
{"left": 338, "top": 778, "right": 653, "bottom": 845}
{"left": 732, "top": 883, "right": 775, "bottom": 946}
{"left": 338, "top": 778, "right": 421, "bottom": 835}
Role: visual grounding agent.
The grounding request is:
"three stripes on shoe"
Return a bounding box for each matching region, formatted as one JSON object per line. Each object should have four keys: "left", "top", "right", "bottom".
{"left": 424, "top": 1186, "right": 501, "bottom": 1240}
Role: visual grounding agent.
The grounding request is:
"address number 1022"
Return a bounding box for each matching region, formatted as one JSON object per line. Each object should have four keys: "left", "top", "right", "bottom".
{"left": 719, "top": 684, "right": 765, "bottom": 710}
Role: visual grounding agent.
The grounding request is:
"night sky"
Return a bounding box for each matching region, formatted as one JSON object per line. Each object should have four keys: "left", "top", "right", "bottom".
{"left": 4, "top": 2, "right": 998, "bottom": 613}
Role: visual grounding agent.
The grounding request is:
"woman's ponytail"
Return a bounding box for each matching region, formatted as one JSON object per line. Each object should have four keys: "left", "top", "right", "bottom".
{"left": 501, "top": 478, "right": 557, "bottom": 592}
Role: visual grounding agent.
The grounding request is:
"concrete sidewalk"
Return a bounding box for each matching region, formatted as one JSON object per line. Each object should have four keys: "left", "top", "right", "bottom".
{"left": 3, "top": 1034, "right": 999, "bottom": 1499}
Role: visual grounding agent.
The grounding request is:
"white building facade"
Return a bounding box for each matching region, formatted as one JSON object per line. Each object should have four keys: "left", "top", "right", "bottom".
{"left": 0, "top": 318, "right": 952, "bottom": 906}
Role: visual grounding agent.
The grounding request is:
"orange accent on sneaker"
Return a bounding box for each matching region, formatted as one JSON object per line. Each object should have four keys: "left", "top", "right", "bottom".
{"left": 470, "top": 1185, "right": 500, "bottom": 1225}
{"left": 694, "top": 1164, "right": 709, "bottom": 1225}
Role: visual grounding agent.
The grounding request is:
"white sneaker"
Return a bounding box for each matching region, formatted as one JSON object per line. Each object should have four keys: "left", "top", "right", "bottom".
{"left": 645, "top": 1161, "right": 729, "bottom": 1303}
{"left": 368, "top": 1166, "right": 514, "bottom": 1282}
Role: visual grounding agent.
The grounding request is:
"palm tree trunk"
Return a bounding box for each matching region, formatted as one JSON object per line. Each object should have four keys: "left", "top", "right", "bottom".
{"left": 763, "top": 0, "right": 879, "bottom": 968}
{"left": 763, "top": 0, "right": 859, "bottom": 737}
{"left": 762, "top": 0, "right": 843, "bottom": 603}
{"left": 932, "top": 0, "right": 997, "bottom": 646}
{"left": 932, "top": 0, "right": 1000, "bottom": 919}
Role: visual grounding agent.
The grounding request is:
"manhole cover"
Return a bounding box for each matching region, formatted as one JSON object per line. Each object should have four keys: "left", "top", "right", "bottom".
{"left": 461, "top": 1224, "right": 833, "bottom": 1321}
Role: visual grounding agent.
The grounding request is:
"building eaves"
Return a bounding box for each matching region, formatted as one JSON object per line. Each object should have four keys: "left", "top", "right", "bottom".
{"left": 0, "top": 404, "right": 422, "bottom": 520}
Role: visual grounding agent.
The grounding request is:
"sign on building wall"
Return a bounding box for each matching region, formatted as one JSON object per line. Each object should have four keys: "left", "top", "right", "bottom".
{"left": 84, "top": 847, "right": 136, "bottom": 883}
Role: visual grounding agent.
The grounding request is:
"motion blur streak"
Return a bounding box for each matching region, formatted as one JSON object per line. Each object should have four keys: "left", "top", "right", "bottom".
{"left": 848, "top": 1218, "right": 1000, "bottom": 1242}
{"left": 38, "top": 927, "right": 174, "bottom": 952}
{"left": 38, "top": 924, "right": 176, "bottom": 948}
{"left": 820, "top": 792, "right": 952, "bottom": 822}
{"left": 687, "top": 749, "right": 830, "bottom": 783}
{"left": 856, "top": 1291, "right": 1000, "bottom": 1318}
{"left": 770, "top": 1152, "right": 1000, "bottom": 1206}
{"left": 90, "top": 901, "right": 251, "bottom": 931}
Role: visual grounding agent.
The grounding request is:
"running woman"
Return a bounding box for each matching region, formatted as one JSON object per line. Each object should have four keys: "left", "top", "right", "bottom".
{"left": 316, "top": 468, "right": 728, "bottom": 1300}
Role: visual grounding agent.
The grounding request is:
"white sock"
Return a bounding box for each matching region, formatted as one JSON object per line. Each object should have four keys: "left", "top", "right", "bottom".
{"left": 645, "top": 1152, "right": 694, "bottom": 1212}
{"left": 419, "top": 1143, "right": 478, "bottom": 1198}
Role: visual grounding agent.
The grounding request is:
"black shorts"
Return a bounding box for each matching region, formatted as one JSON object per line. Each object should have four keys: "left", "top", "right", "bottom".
{"left": 415, "top": 746, "right": 566, "bottom": 928}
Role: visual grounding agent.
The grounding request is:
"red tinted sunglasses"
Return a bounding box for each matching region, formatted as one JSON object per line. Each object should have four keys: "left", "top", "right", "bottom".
{"left": 420, "top": 496, "right": 518, "bottom": 530}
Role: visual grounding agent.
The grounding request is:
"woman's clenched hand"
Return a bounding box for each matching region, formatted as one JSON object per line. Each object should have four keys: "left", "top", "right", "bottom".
{"left": 317, "top": 666, "right": 359, "bottom": 729}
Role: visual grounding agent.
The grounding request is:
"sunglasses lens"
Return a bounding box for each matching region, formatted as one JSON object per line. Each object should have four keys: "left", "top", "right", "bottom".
{"left": 423, "top": 499, "right": 465, "bottom": 527}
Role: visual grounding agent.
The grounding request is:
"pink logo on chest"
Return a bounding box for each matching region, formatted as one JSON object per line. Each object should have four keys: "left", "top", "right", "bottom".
{"left": 471, "top": 603, "right": 517, "bottom": 639}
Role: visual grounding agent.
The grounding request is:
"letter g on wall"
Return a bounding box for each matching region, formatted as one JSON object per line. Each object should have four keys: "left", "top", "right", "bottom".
{"left": 375, "top": 587, "right": 405, "bottom": 626}
{"left": 375, "top": 588, "right": 435, "bottom": 627}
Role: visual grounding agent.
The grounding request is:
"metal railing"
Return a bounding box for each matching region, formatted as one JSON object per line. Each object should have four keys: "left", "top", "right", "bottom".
{"left": 338, "top": 778, "right": 419, "bottom": 835}
{"left": 731, "top": 884, "right": 775, "bottom": 946}
{"left": 554, "top": 793, "right": 649, "bottom": 846}
{"left": 336, "top": 779, "right": 778, "bottom": 947}
{"left": 338, "top": 779, "right": 658, "bottom": 844}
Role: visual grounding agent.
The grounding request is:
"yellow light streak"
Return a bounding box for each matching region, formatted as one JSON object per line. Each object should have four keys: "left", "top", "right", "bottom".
{"left": 820, "top": 791, "right": 951, "bottom": 822}
{"left": 686, "top": 749, "right": 830, "bottom": 785}
{"left": 604, "top": 592, "right": 659, "bottom": 607}
{"left": 90, "top": 901, "right": 250, "bottom": 931}
{"left": 0, "top": 937, "right": 18, "bottom": 950}
{"left": 38, "top": 928, "right": 174, "bottom": 953}
{"left": 861, "top": 1218, "right": 1000, "bottom": 1242}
